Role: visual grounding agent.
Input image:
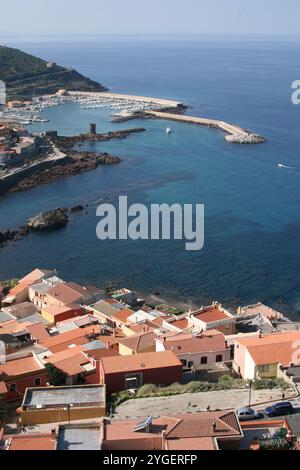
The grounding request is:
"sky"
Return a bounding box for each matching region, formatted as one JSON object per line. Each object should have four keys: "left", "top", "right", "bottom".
{"left": 1, "top": 0, "right": 300, "bottom": 37}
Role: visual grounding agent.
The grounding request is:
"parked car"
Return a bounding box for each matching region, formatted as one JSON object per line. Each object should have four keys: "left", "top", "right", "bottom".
{"left": 236, "top": 407, "right": 261, "bottom": 421}
{"left": 264, "top": 402, "right": 294, "bottom": 417}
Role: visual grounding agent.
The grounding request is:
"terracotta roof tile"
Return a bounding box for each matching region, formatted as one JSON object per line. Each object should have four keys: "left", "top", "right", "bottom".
{"left": 118, "top": 331, "right": 156, "bottom": 352}
{"left": 101, "top": 351, "right": 182, "bottom": 374}
{"left": 235, "top": 331, "right": 300, "bottom": 366}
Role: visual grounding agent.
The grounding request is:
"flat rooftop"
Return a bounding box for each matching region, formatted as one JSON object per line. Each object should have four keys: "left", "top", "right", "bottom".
{"left": 23, "top": 385, "right": 105, "bottom": 409}
{"left": 57, "top": 424, "right": 101, "bottom": 450}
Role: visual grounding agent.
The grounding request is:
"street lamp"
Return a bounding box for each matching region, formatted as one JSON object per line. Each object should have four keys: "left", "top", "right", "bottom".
{"left": 247, "top": 380, "right": 253, "bottom": 408}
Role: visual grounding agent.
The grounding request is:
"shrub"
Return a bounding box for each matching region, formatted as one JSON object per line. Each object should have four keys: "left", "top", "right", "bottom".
{"left": 136, "top": 384, "right": 158, "bottom": 397}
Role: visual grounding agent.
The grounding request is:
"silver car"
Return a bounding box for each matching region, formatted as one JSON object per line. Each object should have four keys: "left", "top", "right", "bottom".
{"left": 236, "top": 407, "right": 261, "bottom": 421}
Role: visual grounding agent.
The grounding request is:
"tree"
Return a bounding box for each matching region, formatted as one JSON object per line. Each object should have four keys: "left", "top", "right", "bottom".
{"left": 45, "top": 363, "right": 67, "bottom": 386}
{"left": 0, "top": 399, "right": 7, "bottom": 423}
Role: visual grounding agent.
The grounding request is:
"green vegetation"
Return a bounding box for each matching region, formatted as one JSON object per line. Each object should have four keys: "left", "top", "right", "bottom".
{"left": 0, "top": 45, "right": 107, "bottom": 100}
{"left": 252, "top": 378, "right": 289, "bottom": 390}
{"left": 109, "top": 376, "right": 291, "bottom": 409}
{"left": 45, "top": 363, "right": 67, "bottom": 386}
{"left": 259, "top": 438, "right": 291, "bottom": 451}
{"left": 0, "top": 279, "right": 18, "bottom": 296}
{"left": 110, "top": 376, "right": 247, "bottom": 408}
{"left": 0, "top": 399, "right": 7, "bottom": 422}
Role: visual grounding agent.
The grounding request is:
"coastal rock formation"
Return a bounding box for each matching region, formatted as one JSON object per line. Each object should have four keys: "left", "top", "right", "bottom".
{"left": 27, "top": 208, "right": 69, "bottom": 231}
{"left": 70, "top": 205, "right": 85, "bottom": 213}
{"left": 7, "top": 152, "right": 121, "bottom": 195}
{"left": 224, "top": 133, "right": 265, "bottom": 144}
{"left": 0, "top": 230, "right": 18, "bottom": 246}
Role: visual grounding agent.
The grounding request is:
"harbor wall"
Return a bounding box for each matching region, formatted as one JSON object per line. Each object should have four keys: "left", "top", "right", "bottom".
{"left": 0, "top": 156, "right": 71, "bottom": 194}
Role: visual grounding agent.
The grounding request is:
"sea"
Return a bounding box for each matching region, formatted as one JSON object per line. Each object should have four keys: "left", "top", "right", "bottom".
{"left": 1, "top": 36, "right": 300, "bottom": 317}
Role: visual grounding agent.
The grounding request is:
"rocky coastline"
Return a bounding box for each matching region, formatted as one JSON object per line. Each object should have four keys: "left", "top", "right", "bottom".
{"left": 7, "top": 152, "right": 121, "bottom": 195}
{"left": 53, "top": 127, "right": 146, "bottom": 152}
{"left": 0, "top": 205, "right": 86, "bottom": 248}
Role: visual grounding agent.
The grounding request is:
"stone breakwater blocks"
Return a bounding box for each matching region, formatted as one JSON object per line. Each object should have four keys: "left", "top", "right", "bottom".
{"left": 0, "top": 80, "right": 5, "bottom": 106}
{"left": 225, "top": 133, "right": 265, "bottom": 144}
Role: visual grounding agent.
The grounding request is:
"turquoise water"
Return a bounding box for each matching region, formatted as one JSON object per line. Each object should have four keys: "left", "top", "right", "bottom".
{"left": 1, "top": 37, "right": 300, "bottom": 316}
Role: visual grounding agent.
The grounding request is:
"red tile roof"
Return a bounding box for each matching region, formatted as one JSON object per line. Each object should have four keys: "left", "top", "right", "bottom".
{"left": 103, "top": 410, "right": 242, "bottom": 449}
{"left": 46, "top": 283, "right": 86, "bottom": 306}
{"left": 192, "top": 307, "right": 232, "bottom": 323}
{"left": 160, "top": 330, "right": 227, "bottom": 354}
{"left": 48, "top": 352, "right": 92, "bottom": 376}
{"left": 41, "top": 325, "right": 102, "bottom": 353}
{"left": 235, "top": 331, "right": 300, "bottom": 366}
{"left": 26, "top": 323, "right": 50, "bottom": 341}
{"left": 171, "top": 318, "right": 190, "bottom": 330}
{"left": 101, "top": 351, "right": 182, "bottom": 374}
{"left": 112, "top": 308, "right": 135, "bottom": 323}
{"left": 19, "top": 269, "right": 52, "bottom": 285}
{"left": 118, "top": 331, "right": 156, "bottom": 352}
{"left": 4, "top": 434, "right": 55, "bottom": 451}
{"left": 0, "top": 355, "right": 45, "bottom": 378}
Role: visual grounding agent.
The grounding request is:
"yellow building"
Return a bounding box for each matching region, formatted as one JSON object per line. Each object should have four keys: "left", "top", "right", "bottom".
{"left": 20, "top": 385, "right": 106, "bottom": 426}
{"left": 117, "top": 331, "right": 156, "bottom": 356}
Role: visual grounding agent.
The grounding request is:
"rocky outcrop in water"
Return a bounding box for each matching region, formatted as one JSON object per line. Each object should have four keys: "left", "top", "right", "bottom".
{"left": 27, "top": 208, "right": 69, "bottom": 231}
{"left": 0, "top": 230, "right": 18, "bottom": 246}
{"left": 225, "top": 133, "right": 265, "bottom": 144}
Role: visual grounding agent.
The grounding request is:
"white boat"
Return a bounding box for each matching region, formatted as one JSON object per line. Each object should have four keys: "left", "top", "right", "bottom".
{"left": 166, "top": 127, "right": 172, "bottom": 134}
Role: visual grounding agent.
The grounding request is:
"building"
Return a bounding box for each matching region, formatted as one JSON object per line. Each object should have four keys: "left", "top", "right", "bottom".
{"left": 163, "top": 302, "right": 236, "bottom": 335}
{"left": 101, "top": 411, "right": 243, "bottom": 450}
{"left": 118, "top": 331, "right": 157, "bottom": 355}
{"left": 233, "top": 330, "right": 300, "bottom": 380}
{"left": 99, "top": 351, "right": 182, "bottom": 394}
{"left": 240, "top": 418, "right": 294, "bottom": 450}
{"left": 237, "top": 302, "right": 283, "bottom": 322}
{"left": 0, "top": 354, "right": 47, "bottom": 401}
{"left": 1, "top": 433, "right": 57, "bottom": 450}
{"left": 3, "top": 269, "right": 55, "bottom": 305}
{"left": 19, "top": 385, "right": 106, "bottom": 426}
{"left": 41, "top": 304, "right": 86, "bottom": 326}
{"left": 29, "top": 275, "right": 64, "bottom": 309}
{"left": 40, "top": 325, "right": 103, "bottom": 353}
{"left": 44, "top": 282, "right": 96, "bottom": 308}
{"left": 1, "top": 302, "right": 38, "bottom": 320}
{"left": 155, "top": 330, "right": 231, "bottom": 371}
{"left": 89, "top": 299, "right": 128, "bottom": 327}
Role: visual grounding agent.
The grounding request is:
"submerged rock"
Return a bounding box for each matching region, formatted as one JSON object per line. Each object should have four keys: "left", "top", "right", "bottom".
{"left": 70, "top": 204, "right": 84, "bottom": 213}
{"left": 0, "top": 229, "right": 18, "bottom": 245}
{"left": 27, "top": 208, "right": 69, "bottom": 231}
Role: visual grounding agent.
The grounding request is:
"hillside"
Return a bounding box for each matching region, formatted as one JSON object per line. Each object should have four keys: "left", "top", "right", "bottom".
{"left": 0, "top": 45, "right": 107, "bottom": 100}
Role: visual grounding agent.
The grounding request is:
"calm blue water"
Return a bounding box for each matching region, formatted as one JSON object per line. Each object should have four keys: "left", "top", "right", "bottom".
{"left": 1, "top": 37, "right": 300, "bottom": 317}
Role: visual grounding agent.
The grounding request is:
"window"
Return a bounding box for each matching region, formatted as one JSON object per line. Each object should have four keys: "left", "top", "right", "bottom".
{"left": 188, "top": 361, "right": 194, "bottom": 368}
{"left": 201, "top": 357, "right": 208, "bottom": 364}
{"left": 34, "top": 377, "right": 41, "bottom": 387}
{"left": 125, "top": 373, "right": 143, "bottom": 389}
{"left": 9, "top": 383, "right": 17, "bottom": 393}
{"left": 216, "top": 355, "right": 223, "bottom": 363}
{"left": 259, "top": 365, "right": 270, "bottom": 373}
{"left": 181, "top": 359, "right": 187, "bottom": 367}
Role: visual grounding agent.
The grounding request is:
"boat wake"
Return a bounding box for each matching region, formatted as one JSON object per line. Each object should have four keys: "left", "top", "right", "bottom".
{"left": 278, "top": 163, "right": 298, "bottom": 170}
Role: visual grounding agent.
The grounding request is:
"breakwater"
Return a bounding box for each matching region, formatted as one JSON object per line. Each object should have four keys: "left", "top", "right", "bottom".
{"left": 146, "top": 111, "right": 265, "bottom": 144}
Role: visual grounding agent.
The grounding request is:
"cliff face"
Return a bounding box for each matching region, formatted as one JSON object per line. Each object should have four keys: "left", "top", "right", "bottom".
{"left": 0, "top": 45, "right": 107, "bottom": 99}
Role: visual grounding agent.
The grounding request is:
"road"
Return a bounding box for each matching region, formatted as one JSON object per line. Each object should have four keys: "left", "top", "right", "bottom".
{"left": 115, "top": 388, "right": 297, "bottom": 419}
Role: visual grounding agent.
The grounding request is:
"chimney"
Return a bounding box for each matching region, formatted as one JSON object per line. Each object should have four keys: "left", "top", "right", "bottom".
{"left": 161, "top": 430, "right": 167, "bottom": 450}
{"left": 113, "top": 331, "right": 117, "bottom": 338}
{"left": 51, "top": 429, "right": 56, "bottom": 442}
{"left": 107, "top": 341, "right": 111, "bottom": 350}
{"left": 212, "top": 422, "right": 217, "bottom": 433}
